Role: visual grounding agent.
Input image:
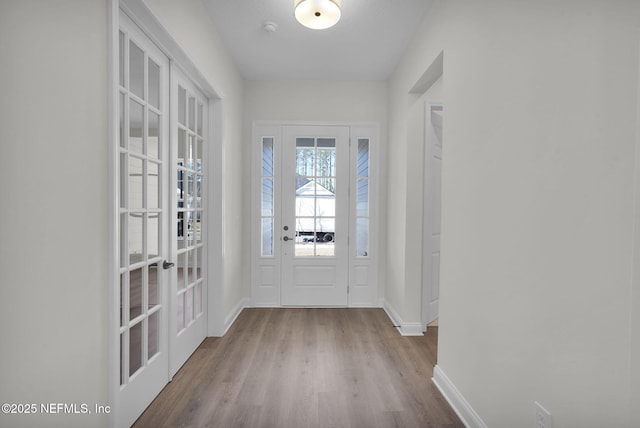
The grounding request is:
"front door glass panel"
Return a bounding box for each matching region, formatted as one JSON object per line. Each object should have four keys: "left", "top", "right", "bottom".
{"left": 295, "top": 137, "right": 336, "bottom": 257}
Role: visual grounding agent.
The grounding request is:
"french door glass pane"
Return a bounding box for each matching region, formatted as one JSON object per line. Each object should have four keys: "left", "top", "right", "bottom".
{"left": 188, "top": 250, "right": 195, "bottom": 284}
{"left": 188, "top": 135, "right": 195, "bottom": 168}
{"left": 120, "top": 274, "right": 126, "bottom": 327}
{"left": 184, "top": 211, "right": 193, "bottom": 245}
{"left": 128, "top": 157, "right": 143, "bottom": 209}
{"left": 195, "top": 211, "right": 202, "bottom": 243}
{"left": 129, "top": 321, "right": 143, "bottom": 375}
{"left": 148, "top": 265, "right": 159, "bottom": 308}
{"left": 120, "top": 154, "right": 127, "bottom": 207}
{"left": 129, "top": 214, "right": 143, "bottom": 264}
{"left": 197, "top": 103, "right": 203, "bottom": 136}
{"left": 148, "top": 110, "right": 159, "bottom": 159}
{"left": 195, "top": 283, "right": 202, "bottom": 315}
{"left": 148, "top": 161, "right": 159, "bottom": 209}
{"left": 120, "top": 213, "right": 127, "bottom": 267}
{"left": 129, "top": 41, "right": 144, "bottom": 100}
{"left": 188, "top": 96, "right": 195, "bottom": 131}
{"left": 129, "top": 268, "right": 142, "bottom": 320}
{"left": 196, "top": 248, "right": 202, "bottom": 279}
{"left": 178, "top": 86, "right": 186, "bottom": 126}
{"left": 130, "top": 268, "right": 143, "bottom": 319}
{"left": 186, "top": 173, "right": 194, "bottom": 208}
{"left": 129, "top": 100, "right": 144, "bottom": 153}
{"left": 177, "top": 293, "right": 184, "bottom": 332}
{"left": 177, "top": 215, "right": 185, "bottom": 249}
{"left": 120, "top": 334, "right": 125, "bottom": 385}
{"left": 148, "top": 214, "right": 159, "bottom": 258}
{"left": 178, "top": 129, "right": 186, "bottom": 160}
{"left": 148, "top": 59, "right": 160, "bottom": 110}
{"left": 196, "top": 175, "right": 202, "bottom": 209}
{"left": 196, "top": 138, "right": 203, "bottom": 173}
{"left": 119, "top": 31, "right": 125, "bottom": 87}
{"left": 177, "top": 253, "right": 186, "bottom": 290}
{"left": 186, "top": 287, "right": 194, "bottom": 323}
{"left": 119, "top": 93, "right": 125, "bottom": 148}
{"left": 148, "top": 311, "right": 159, "bottom": 359}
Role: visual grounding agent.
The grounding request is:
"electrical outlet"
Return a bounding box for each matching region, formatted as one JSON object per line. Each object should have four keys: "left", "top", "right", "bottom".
{"left": 534, "top": 401, "right": 552, "bottom": 428}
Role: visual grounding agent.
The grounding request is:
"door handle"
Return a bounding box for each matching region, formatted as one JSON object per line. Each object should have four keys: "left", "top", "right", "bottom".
{"left": 283, "top": 236, "right": 294, "bottom": 242}
{"left": 163, "top": 260, "right": 175, "bottom": 269}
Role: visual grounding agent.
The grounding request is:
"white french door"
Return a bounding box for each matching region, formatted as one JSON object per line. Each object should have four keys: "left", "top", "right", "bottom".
{"left": 169, "top": 65, "right": 208, "bottom": 376}
{"left": 115, "top": 10, "right": 209, "bottom": 427}
{"left": 117, "top": 11, "right": 170, "bottom": 427}
{"left": 281, "top": 126, "right": 350, "bottom": 306}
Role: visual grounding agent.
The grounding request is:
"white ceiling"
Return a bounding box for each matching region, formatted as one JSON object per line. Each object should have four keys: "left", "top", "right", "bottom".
{"left": 202, "top": 0, "right": 434, "bottom": 81}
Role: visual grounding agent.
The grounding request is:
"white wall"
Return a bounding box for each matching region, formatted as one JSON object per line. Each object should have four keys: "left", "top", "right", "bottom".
{"left": 389, "top": 0, "right": 640, "bottom": 426}
{"left": 144, "top": 0, "right": 247, "bottom": 332}
{"left": 244, "top": 80, "right": 388, "bottom": 301}
{"left": 0, "top": 1, "right": 109, "bottom": 427}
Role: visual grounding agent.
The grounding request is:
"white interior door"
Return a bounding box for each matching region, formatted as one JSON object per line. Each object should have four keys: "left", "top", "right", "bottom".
{"left": 169, "top": 65, "right": 208, "bottom": 376}
{"left": 117, "top": 11, "right": 170, "bottom": 427}
{"left": 281, "top": 125, "right": 350, "bottom": 306}
{"left": 422, "top": 103, "right": 443, "bottom": 328}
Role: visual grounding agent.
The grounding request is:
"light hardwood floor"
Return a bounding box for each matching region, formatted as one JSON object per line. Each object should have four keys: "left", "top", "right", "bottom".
{"left": 133, "top": 308, "right": 463, "bottom": 428}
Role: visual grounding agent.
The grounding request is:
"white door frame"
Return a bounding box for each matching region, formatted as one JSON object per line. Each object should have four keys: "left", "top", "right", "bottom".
{"left": 251, "top": 121, "right": 379, "bottom": 308}
{"left": 421, "top": 101, "right": 443, "bottom": 330}
{"left": 108, "top": 1, "right": 223, "bottom": 426}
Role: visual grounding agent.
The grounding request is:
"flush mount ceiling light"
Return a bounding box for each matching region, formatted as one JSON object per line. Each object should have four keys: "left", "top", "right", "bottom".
{"left": 295, "top": 0, "right": 341, "bottom": 30}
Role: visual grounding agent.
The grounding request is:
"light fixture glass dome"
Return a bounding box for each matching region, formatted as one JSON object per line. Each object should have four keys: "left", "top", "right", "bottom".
{"left": 295, "top": 0, "right": 341, "bottom": 30}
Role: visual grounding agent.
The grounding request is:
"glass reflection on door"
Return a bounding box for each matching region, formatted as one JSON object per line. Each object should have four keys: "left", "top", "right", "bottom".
{"left": 294, "top": 137, "right": 336, "bottom": 257}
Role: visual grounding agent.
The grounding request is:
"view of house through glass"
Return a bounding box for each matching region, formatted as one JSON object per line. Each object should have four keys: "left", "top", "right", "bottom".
{"left": 295, "top": 137, "right": 336, "bottom": 257}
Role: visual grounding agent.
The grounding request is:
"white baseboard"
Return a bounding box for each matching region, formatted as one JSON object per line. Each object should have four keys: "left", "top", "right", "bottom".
{"left": 222, "top": 298, "right": 250, "bottom": 336}
{"left": 382, "top": 300, "right": 424, "bottom": 336}
{"left": 432, "top": 365, "right": 487, "bottom": 428}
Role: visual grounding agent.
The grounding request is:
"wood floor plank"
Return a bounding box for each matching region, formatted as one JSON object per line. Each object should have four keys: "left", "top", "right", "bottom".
{"left": 132, "top": 308, "right": 463, "bottom": 428}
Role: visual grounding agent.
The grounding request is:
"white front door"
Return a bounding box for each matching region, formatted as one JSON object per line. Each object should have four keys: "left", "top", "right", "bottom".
{"left": 281, "top": 126, "right": 350, "bottom": 306}
{"left": 117, "top": 11, "right": 170, "bottom": 427}
{"left": 169, "top": 65, "right": 208, "bottom": 376}
{"left": 422, "top": 103, "right": 443, "bottom": 328}
{"left": 253, "top": 123, "right": 378, "bottom": 307}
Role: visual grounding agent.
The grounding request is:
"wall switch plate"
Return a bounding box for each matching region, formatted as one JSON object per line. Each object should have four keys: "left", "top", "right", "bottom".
{"left": 534, "top": 401, "right": 552, "bottom": 428}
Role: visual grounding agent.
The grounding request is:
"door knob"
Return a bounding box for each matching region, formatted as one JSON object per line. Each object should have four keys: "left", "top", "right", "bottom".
{"left": 163, "top": 260, "right": 175, "bottom": 269}
{"left": 283, "top": 236, "right": 294, "bottom": 242}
